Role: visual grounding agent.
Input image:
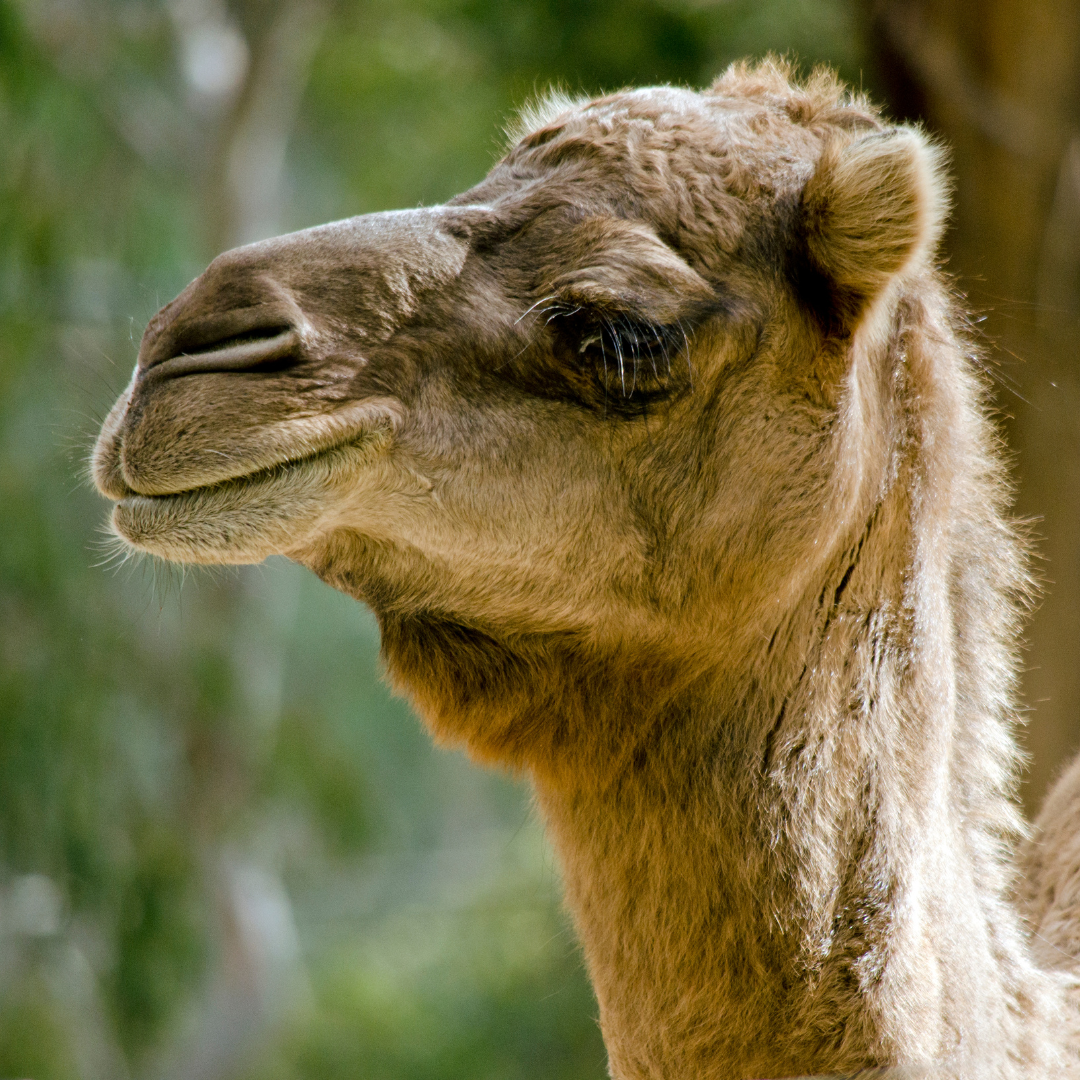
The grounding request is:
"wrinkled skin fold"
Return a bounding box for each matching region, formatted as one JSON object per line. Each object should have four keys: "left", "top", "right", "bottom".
{"left": 93, "top": 61, "right": 1080, "bottom": 1080}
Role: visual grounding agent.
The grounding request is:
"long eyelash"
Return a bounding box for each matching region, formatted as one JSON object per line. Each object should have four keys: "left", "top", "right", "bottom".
{"left": 615, "top": 313, "right": 638, "bottom": 393}
{"left": 592, "top": 317, "right": 690, "bottom": 399}
{"left": 648, "top": 322, "right": 668, "bottom": 378}
{"left": 547, "top": 306, "right": 582, "bottom": 325}
{"left": 534, "top": 300, "right": 692, "bottom": 403}
{"left": 514, "top": 295, "right": 559, "bottom": 325}
{"left": 611, "top": 319, "right": 627, "bottom": 396}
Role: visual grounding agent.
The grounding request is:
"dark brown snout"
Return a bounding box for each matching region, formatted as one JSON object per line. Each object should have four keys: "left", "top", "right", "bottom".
{"left": 92, "top": 209, "right": 471, "bottom": 501}
{"left": 135, "top": 242, "right": 310, "bottom": 386}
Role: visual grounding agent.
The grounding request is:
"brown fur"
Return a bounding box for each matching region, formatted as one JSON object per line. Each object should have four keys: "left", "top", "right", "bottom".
{"left": 92, "top": 60, "right": 1080, "bottom": 1077}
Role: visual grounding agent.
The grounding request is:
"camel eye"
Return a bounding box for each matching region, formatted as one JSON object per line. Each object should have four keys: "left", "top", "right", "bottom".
{"left": 575, "top": 316, "right": 687, "bottom": 403}
{"left": 507, "top": 304, "right": 691, "bottom": 413}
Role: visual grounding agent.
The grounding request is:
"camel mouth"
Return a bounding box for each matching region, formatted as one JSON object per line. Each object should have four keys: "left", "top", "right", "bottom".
{"left": 118, "top": 434, "right": 355, "bottom": 504}
{"left": 108, "top": 418, "right": 395, "bottom": 564}
{"left": 96, "top": 390, "right": 405, "bottom": 503}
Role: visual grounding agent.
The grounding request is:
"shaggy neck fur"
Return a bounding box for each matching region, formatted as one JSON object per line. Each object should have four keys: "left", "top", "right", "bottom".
{"left": 373, "top": 290, "right": 1067, "bottom": 1080}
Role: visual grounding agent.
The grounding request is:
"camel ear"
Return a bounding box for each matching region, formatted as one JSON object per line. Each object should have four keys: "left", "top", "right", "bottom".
{"left": 799, "top": 127, "right": 948, "bottom": 327}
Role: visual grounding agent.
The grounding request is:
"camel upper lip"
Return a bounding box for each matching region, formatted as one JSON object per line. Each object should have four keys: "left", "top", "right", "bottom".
{"left": 102, "top": 397, "right": 401, "bottom": 502}
{"left": 140, "top": 327, "right": 301, "bottom": 381}
{"left": 115, "top": 438, "right": 346, "bottom": 504}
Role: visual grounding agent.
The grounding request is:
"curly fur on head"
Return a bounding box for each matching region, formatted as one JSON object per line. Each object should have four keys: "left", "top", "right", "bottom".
{"left": 92, "top": 59, "right": 1080, "bottom": 1079}
{"left": 503, "top": 85, "right": 588, "bottom": 149}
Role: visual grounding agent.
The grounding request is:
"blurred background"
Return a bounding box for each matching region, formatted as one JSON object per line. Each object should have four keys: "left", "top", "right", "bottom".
{"left": 0, "top": 0, "right": 1077, "bottom": 1076}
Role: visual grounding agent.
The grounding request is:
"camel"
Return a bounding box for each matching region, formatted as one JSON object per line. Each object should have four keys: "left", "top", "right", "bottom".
{"left": 91, "top": 60, "right": 1080, "bottom": 1078}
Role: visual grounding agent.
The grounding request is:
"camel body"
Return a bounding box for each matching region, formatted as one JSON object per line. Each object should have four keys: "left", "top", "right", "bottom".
{"left": 92, "top": 62, "right": 1080, "bottom": 1078}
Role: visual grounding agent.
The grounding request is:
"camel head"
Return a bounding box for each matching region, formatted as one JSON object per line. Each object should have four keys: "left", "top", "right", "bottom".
{"left": 92, "top": 64, "right": 946, "bottom": 767}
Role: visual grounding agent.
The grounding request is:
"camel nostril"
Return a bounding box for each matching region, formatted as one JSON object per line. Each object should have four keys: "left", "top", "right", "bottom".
{"left": 140, "top": 325, "right": 302, "bottom": 381}
{"left": 187, "top": 324, "right": 293, "bottom": 354}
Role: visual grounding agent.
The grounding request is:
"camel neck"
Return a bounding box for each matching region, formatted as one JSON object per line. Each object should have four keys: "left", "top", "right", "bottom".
{"left": 375, "top": 420, "right": 1054, "bottom": 1078}
{"left": 529, "top": 579, "right": 1046, "bottom": 1079}
{"left": 532, "top": 683, "right": 865, "bottom": 1080}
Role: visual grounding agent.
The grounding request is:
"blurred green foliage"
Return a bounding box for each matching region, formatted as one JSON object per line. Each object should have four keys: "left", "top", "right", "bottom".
{"left": 0, "top": 1, "right": 871, "bottom": 1076}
